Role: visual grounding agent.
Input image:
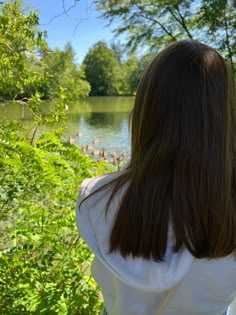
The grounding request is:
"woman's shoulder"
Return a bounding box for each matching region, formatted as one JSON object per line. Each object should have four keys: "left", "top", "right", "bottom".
{"left": 79, "top": 172, "right": 120, "bottom": 201}
{"left": 75, "top": 172, "right": 121, "bottom": 256}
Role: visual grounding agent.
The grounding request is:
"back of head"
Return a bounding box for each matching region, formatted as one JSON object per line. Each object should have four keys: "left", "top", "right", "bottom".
{"left": 109, "top": 40, "right": 236, "bottom": 260}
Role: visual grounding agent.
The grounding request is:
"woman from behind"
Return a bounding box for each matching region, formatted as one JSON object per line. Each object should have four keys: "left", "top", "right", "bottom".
{"left": 76, "top": 40, "right": 236, "bottom": 315}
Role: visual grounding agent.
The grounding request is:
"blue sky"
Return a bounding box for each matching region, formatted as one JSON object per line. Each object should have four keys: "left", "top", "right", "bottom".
{"left": 25, "top": 0, "right": 117, "bottom": 63}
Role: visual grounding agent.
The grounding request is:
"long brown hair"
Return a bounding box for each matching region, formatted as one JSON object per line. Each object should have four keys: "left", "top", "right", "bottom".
{"left": 86, "top": 40, "right": 236, "bottom": 261}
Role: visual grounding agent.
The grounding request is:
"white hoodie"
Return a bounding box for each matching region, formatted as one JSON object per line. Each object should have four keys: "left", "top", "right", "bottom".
{"left": 75, "top": 173, "right": 236, "bottom": 315}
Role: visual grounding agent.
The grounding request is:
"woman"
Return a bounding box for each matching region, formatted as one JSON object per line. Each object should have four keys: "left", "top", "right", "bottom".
{"left": 76, "top": 40, "right": 236, "bottom": 315}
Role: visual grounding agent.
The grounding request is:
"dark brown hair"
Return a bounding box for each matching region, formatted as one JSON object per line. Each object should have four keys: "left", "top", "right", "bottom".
{"left": 87, "top": 40, "right": 236, "bottom": 261}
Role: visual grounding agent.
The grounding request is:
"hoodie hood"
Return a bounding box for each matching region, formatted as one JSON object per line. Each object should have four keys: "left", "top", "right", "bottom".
{"left": 76, "top": 174, "right": 194, "bottom": 293}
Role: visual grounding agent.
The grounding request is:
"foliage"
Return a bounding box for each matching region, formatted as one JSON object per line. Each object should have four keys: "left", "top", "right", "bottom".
{"left": 41, "top": 43, "right": 91, "bottom": 100}
{"left": 0, "top": 0, "right": 90, "bottom": 101}
{"left": 0, "top": 121, "right": 113, "bottom": 314}
{"left": 83, "top": 41, "right": 151, "bottom": 96}
{"left": 0, "top": 0, "right": 151, "bottom": 99}
{"left": 196, "top": 0, "right": 236, "bottom": 71}
{"left": 118, "top": 53, "right": 156, "bottom": 95}
{"left": 0, "top": 0, "right": 47, "bottom": 100}
{"left": 83, "top": 41, "right": 122, "bottom": 96}
{"left": 95, "top": 0, "right": 236, "bottom": 73}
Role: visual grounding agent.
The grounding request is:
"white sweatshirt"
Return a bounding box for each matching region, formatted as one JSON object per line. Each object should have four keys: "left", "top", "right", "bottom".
{"left": 75, "top": 173, "right": 236, "bottom": 315}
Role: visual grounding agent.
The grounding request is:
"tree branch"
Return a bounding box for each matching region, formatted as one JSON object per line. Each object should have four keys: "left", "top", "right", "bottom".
{"left": 41, "top": 0, "right": 78, "bottom": 25}
{"left": 135, "top": 4, "right": 177, "bottom": 42}
{"left": 40, "top": 0, "right": 92, "bottom": 37}
{"left": 167, "top": 5, "right": 193, "bottom": 39}
{"left": 223, "top": 12, "right": 234, "bottom": 73}
{"left": 0, "top": 42, "right": 34, "bottom": 54}
{"left": 30, "top": 126, "right": 38, "bottom": 145}
{"left": 0, "top": 42, "right": 51, "bottom": 56}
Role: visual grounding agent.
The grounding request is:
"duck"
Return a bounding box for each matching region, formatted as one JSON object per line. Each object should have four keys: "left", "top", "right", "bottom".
{"left": 99, "top": 149, "right": 107, "bottom": 158}
{"left": 110, "top": 151, "right": 117, "bottom": 158}
{"left": 110, "top": 158, "right": 117, "bottom": 165}
{"left": 91, "top": 149, "right": 99, "bottom": 156}
{"left": 92, "top": 137, "right": 100, "bottom": 144}
{"left": 67, "top": 137, "right": 75, "bottom": 144}
{"left": 119, "top": 151, "right": 126, "bottom": 158}
{"left": 85, "top": 144, "right": 93, "bottom": 151}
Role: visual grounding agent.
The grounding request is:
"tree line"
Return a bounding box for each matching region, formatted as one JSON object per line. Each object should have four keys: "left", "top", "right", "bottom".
{"left": 0, "top": 0, "right": 149, "bottom": 101}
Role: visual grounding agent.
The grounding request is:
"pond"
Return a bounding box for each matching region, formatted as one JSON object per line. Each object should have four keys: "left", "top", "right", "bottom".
{"left": 0, "top": 96, "right": 134, "bottom": 158}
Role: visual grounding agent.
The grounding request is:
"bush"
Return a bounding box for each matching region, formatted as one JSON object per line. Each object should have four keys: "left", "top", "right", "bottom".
{"left": 0, "top": 121, "right": 113, "bottom": 314}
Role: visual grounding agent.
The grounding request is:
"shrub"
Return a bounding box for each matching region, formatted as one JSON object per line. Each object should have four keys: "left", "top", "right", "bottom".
{"left": 0, "top": 121, "right": 113, "bottom": 314}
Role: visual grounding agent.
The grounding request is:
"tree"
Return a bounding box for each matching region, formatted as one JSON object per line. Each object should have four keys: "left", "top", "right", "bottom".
{"left": 197, "top": 0, "right": 236, "bottom": 71}
{"left": 119, "top": 56, "right": 139, "bottom": 95}
{"left": 95, "top": 0, "right": 236, "bottom": 73}
{"left": 110, "top": 41, "right": 124, "bottom": 65}
{"left": 0, "top": 0, "right": 47, "bottom": 100}
{"left": 127, "top": 53, "right": 157, "bottom": 95}
{"left": 83, "top": 41, "right": 122, "bottom": 96}
{"left": 42, "top": 43, "right": 90, "bottom": 100}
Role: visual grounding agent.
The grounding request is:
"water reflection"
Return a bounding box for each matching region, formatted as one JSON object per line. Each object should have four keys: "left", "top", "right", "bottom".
{"left": 83, "top": 111, "right": 128, "bottom": 130}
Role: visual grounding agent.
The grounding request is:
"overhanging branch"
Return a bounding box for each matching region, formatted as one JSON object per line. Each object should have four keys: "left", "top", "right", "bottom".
{"left": 167, "top": 5, "right": 193, "bottom": 39}
{"left": 134, "top": 4, "right": 177, "bottom": 42}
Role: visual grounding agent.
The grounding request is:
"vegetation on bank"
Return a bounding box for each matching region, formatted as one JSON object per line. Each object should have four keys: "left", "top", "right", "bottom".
{"left": 0, "top": 121, "right": 114, "bottom": 314}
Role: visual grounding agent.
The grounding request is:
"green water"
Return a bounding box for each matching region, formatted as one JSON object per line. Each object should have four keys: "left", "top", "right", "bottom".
{"left": 0, "top": 96, "right": 134, "bottom": 156}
